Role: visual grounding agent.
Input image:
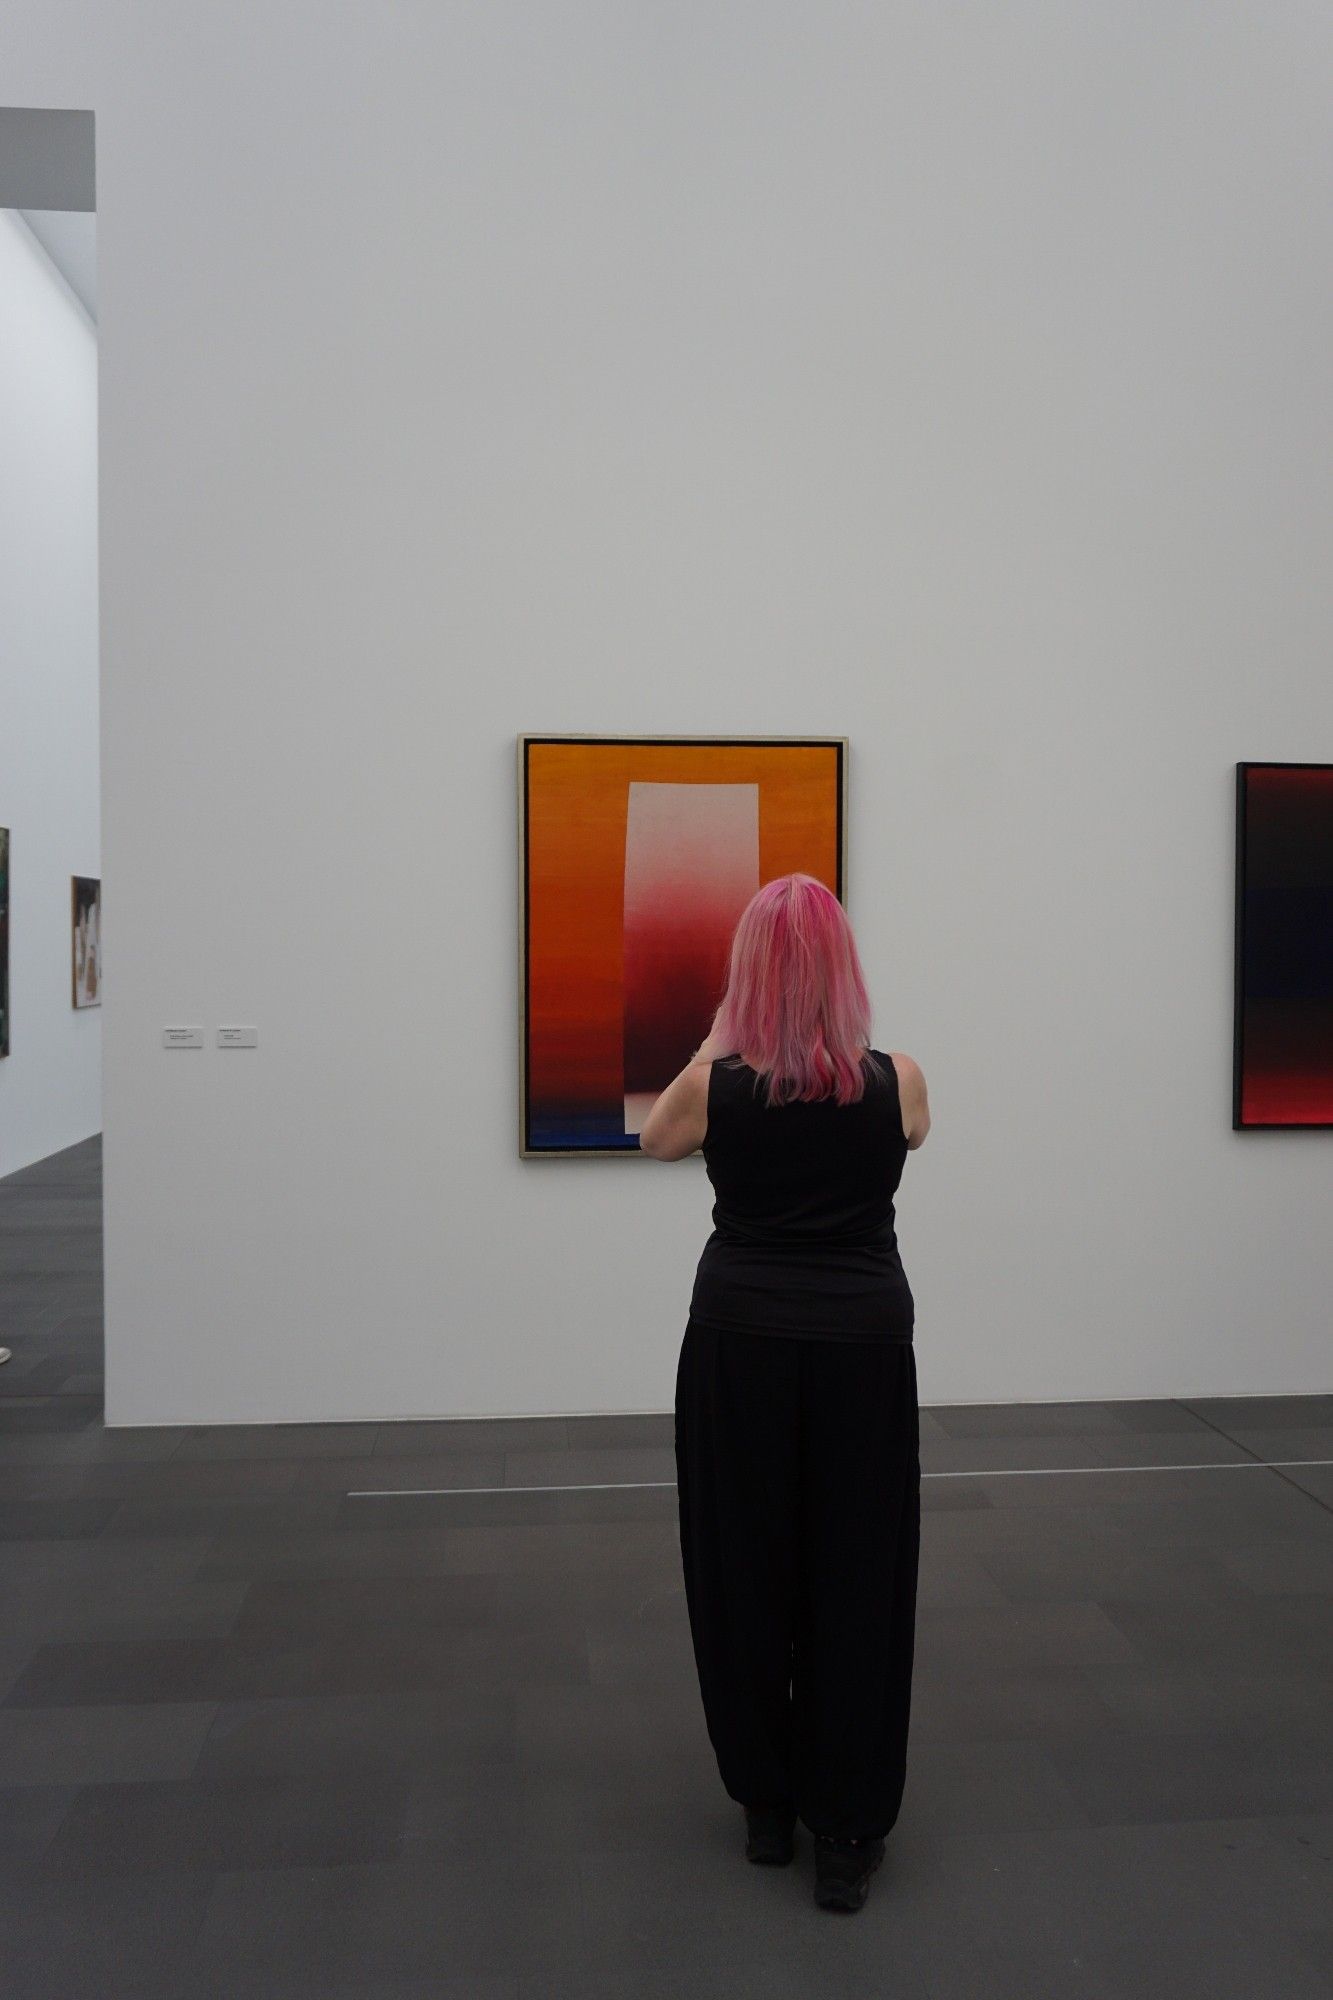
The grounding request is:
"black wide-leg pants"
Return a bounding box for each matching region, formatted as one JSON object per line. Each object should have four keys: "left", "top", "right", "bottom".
{"left": 673, "top": 1314, "right": 921, "bottom": 1844}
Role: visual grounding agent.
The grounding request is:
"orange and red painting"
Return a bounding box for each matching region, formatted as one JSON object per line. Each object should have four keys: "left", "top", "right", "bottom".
{"left": 519, "top": 735, "right": 846, "bottom": 1155}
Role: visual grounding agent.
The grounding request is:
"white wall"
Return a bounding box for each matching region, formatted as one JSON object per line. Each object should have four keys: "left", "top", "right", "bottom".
{"left": 3, "top": 4, "right": 1331, "bottom": 1425}
{"left": 0, "top": 210, "right": 100, "bottom": 1179}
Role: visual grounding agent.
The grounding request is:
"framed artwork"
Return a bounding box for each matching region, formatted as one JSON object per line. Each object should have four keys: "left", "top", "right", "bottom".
{"left": 71, "top": 874, "right": 101, "bottom": 1009}
{"left": 0, "top": 827, "right": 8, "bottom": 1057}
{"left": 518, "top": 734, "right": 847, "bottom": 1157}
{"left": 1233, "top": 762, "right": 1333, "bottom": 1129}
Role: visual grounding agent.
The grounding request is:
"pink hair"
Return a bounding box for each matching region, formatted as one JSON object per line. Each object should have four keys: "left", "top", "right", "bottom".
{"left": 710, "top": 874, "right": 889, "bottom": 1107}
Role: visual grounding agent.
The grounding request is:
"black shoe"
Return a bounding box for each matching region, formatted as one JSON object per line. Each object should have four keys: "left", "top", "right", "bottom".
{"left": 743, "top": 1802, "right": 797, "bottom": 1865}
{"left": 813, "top": 1833, "right": 885, "bottom": 1911}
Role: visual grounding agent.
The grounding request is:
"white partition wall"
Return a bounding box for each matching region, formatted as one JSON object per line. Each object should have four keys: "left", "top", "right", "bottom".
{"left": 0, "top": 209, "right": 100, "bottom": 1179}
{"left": 2, "top": 7, "right": 1330, "bottom": 1423}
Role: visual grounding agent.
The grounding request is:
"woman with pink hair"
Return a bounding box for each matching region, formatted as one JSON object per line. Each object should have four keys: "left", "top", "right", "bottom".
{"left": 639, "top": 872, "right": 930, "bottom": 1914}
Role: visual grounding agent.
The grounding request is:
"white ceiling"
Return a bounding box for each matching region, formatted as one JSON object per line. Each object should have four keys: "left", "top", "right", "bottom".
{"left": 17, "top": 207, "right": 96, "bottom": 324}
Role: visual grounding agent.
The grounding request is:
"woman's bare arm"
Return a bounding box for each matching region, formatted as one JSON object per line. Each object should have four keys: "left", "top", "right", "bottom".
{"left": 890, "top": 1052, "right": 931, "bottom": 1149}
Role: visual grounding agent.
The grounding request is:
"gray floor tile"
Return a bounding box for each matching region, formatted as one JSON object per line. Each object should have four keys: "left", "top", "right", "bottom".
{"left": 291, "top": 1449, "right": 506, "bottom": 1493}
{"left": 512, "top": 1683, "right": 723, "bottom": 1795}
{"left": 1072, "top": 1933, "right": 1332, "bottom": 2000}
{"left": 189, "top": 1980, "right": 519, "bottom": 2000}
{"left": 930, "top": 1399, "right": 1122, "bottom": 1438}
{"left": 861, "top": 1814, "right": 1333, "bottom": 1962}
{"left": 1087, "top": 1657, "right": 1333, "bottom": 1735}
{"left": 412, "top": 1519, "right": 681, "bottom": 1578}
{"left": 930, "top": 1398, "right": 1216, "bottom": 1439}
{"left": 5, "top": 1636, "right": 225, "bottom": 1708}
{"left": 190, "top": 1690, "right": 516, "bottom": 1785}
{"left": 0, "top": 1784, "right": 76, "bottom": 1862}
{"left": 909, "top": 1664, "right": 1123, "bottom": 1744}
{"left": 0, "top": 1354, "right": 83, "bottom": 1395}
{"left": 7, "top": 1576, "right": 251, "bottom": 1647}
{"left": 1097, "top": 1589, "right": 1333, "bottom": 1672}
{"left": 1182, "top": 1394, "right": 1333, "bottom": 1432}
{"left": 100, "top": 1493, "right": 345, "bottom": 1538}
{"left": 0, "top": 1425, "right": 187, "bottom": 1465}
{"left": 0, "top": 1495, "right": 123, "bottom": 1539}
{"left": 901, "top": 1737, "right": 1094, "bottom": 1832}
{"left": 59, "top": 1371, "right": 104, "bottom": 1395}
{"left": 1083, "top": 1430, "right": 1262, "bottom": 1467}
{"left": 916, "top": 1550, "right": 1011, "bottom": 1606}
{"left": 1198, "top": 1424, "right": 1333, "bottom": 1463}
{"left": 173, "top": 1423, "right": 381, "bottom": 1461}
{"left": 584, "top": 1613, "right": 697, "bottom": 1690}
{"left": 0, "top": 1457, "right": 303, "bottom": 1501}
{"left": 523, "top": 1966, "right": 929, "bottom": 2000}
{"left": 501, "top": 1444, "right": 678, "bottom": 1486}
{"left": 231, "top": 1574, "right": 501, "bottom": 1634}
{"left": 491, "top": 1567, "right": 686, "bottom": 1622}
{"left": 977, "top": 1540, "right": 1252, "bottom": 1604}
{"left": 1280, "top": 1462, "right": 1333, "bottom": 1508}
{"left": 920, "top": 1476, "right": 995, "bottom": 1511}
{"left": 570, "top": 1840, "right": 938, "bottom": 1994}
{"left": 0, "top": 1701, "right": 218, "bottom": 1786}
{"left": 965, "top": 1464, "right": 1324, "bottom": 1520}
{"left": 0, "top": 1395, "right": 103, "bottom": 1433}
{"left": 43, "top": 1773, "right": 412, "bottom": 1874}
{"left": 1218, "top": 1534, "right": 1333, "bottom": 1594}
{"left": 565, "top": 1410, "right": 674, "bottom": 1448}
{"left": 915, "top": 1600, "right": 1140, "bottom": 1673}
{"left": 194, "top": 1525, "right": 484, "bottom": 1583}
{"left": 1258, "top": 1812, "right": 1333, "bottom": 1924}
{"left": 336, "top": 1482, "right": 676, "bottom": 1529}
{"left": 0, "top": 1282, "right": 76, "bottom": 1313}
{"left": 400, "top": 1765, "right": 714, "bottom": 1857}
{"left": 12, "top": 1624, "right": 592, "bottom": 1703}
{"left": 924, "top": 1933, "right": 1328, "bottom": 2000}
{"left": 0, "top": 1864, "right": 216, "bottom": 1999}
{"left": 0, "top": 1534, "right": 218, "bottom": 1595}
{"left": 46, "top": 1309, "right": 107, "bottom": 1341}
{"left": 922, "top": 1431, "right": 1124, "bottom": 1472}
{"left": 184, "top": 1856, "right": 588, "bottom": 1985}
{"left": 1045, "top": 1727, "right": 1333, "bottom": 1824}
{"left": 372, "top": 1417, "right": 569, "bottom": 1456}
{"left": 0, "top": 1306, "right": 79, "bottom": 1341}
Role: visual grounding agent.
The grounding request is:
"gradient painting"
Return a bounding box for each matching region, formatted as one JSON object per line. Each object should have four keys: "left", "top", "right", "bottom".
{"left": 520, "top": 736, "right": 846, "bottom": 1155}
{"left": 1234, "top": 763, "right": 1333, "bottom": 1128}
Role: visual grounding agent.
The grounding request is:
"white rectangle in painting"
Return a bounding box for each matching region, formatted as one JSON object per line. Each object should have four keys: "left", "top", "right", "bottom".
{"left": 622, "top": 781, "right": 759, "bottom": 1132}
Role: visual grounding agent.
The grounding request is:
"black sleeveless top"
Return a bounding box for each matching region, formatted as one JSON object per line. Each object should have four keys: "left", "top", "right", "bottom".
{"left": 688, "top": 1048, "right": 915, "bottom": 1341}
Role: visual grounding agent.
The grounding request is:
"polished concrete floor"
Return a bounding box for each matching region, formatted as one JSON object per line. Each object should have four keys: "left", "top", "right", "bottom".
{"left": 1, "top": 1134, "right": 1331, "bottom": 1999}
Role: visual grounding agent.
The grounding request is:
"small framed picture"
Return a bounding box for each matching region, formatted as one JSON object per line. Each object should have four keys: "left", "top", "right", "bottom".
{"left": 72, "top": 874, "right": 101, "bottom": 1009}
{"left": 1233, "top": 763, "right": 1333, "bottom": 1128}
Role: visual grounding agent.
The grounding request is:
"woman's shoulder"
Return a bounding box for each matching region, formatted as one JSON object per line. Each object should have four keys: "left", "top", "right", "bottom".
{"left": 879, "top": 1049, "right": 925, "bottom": 1087}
